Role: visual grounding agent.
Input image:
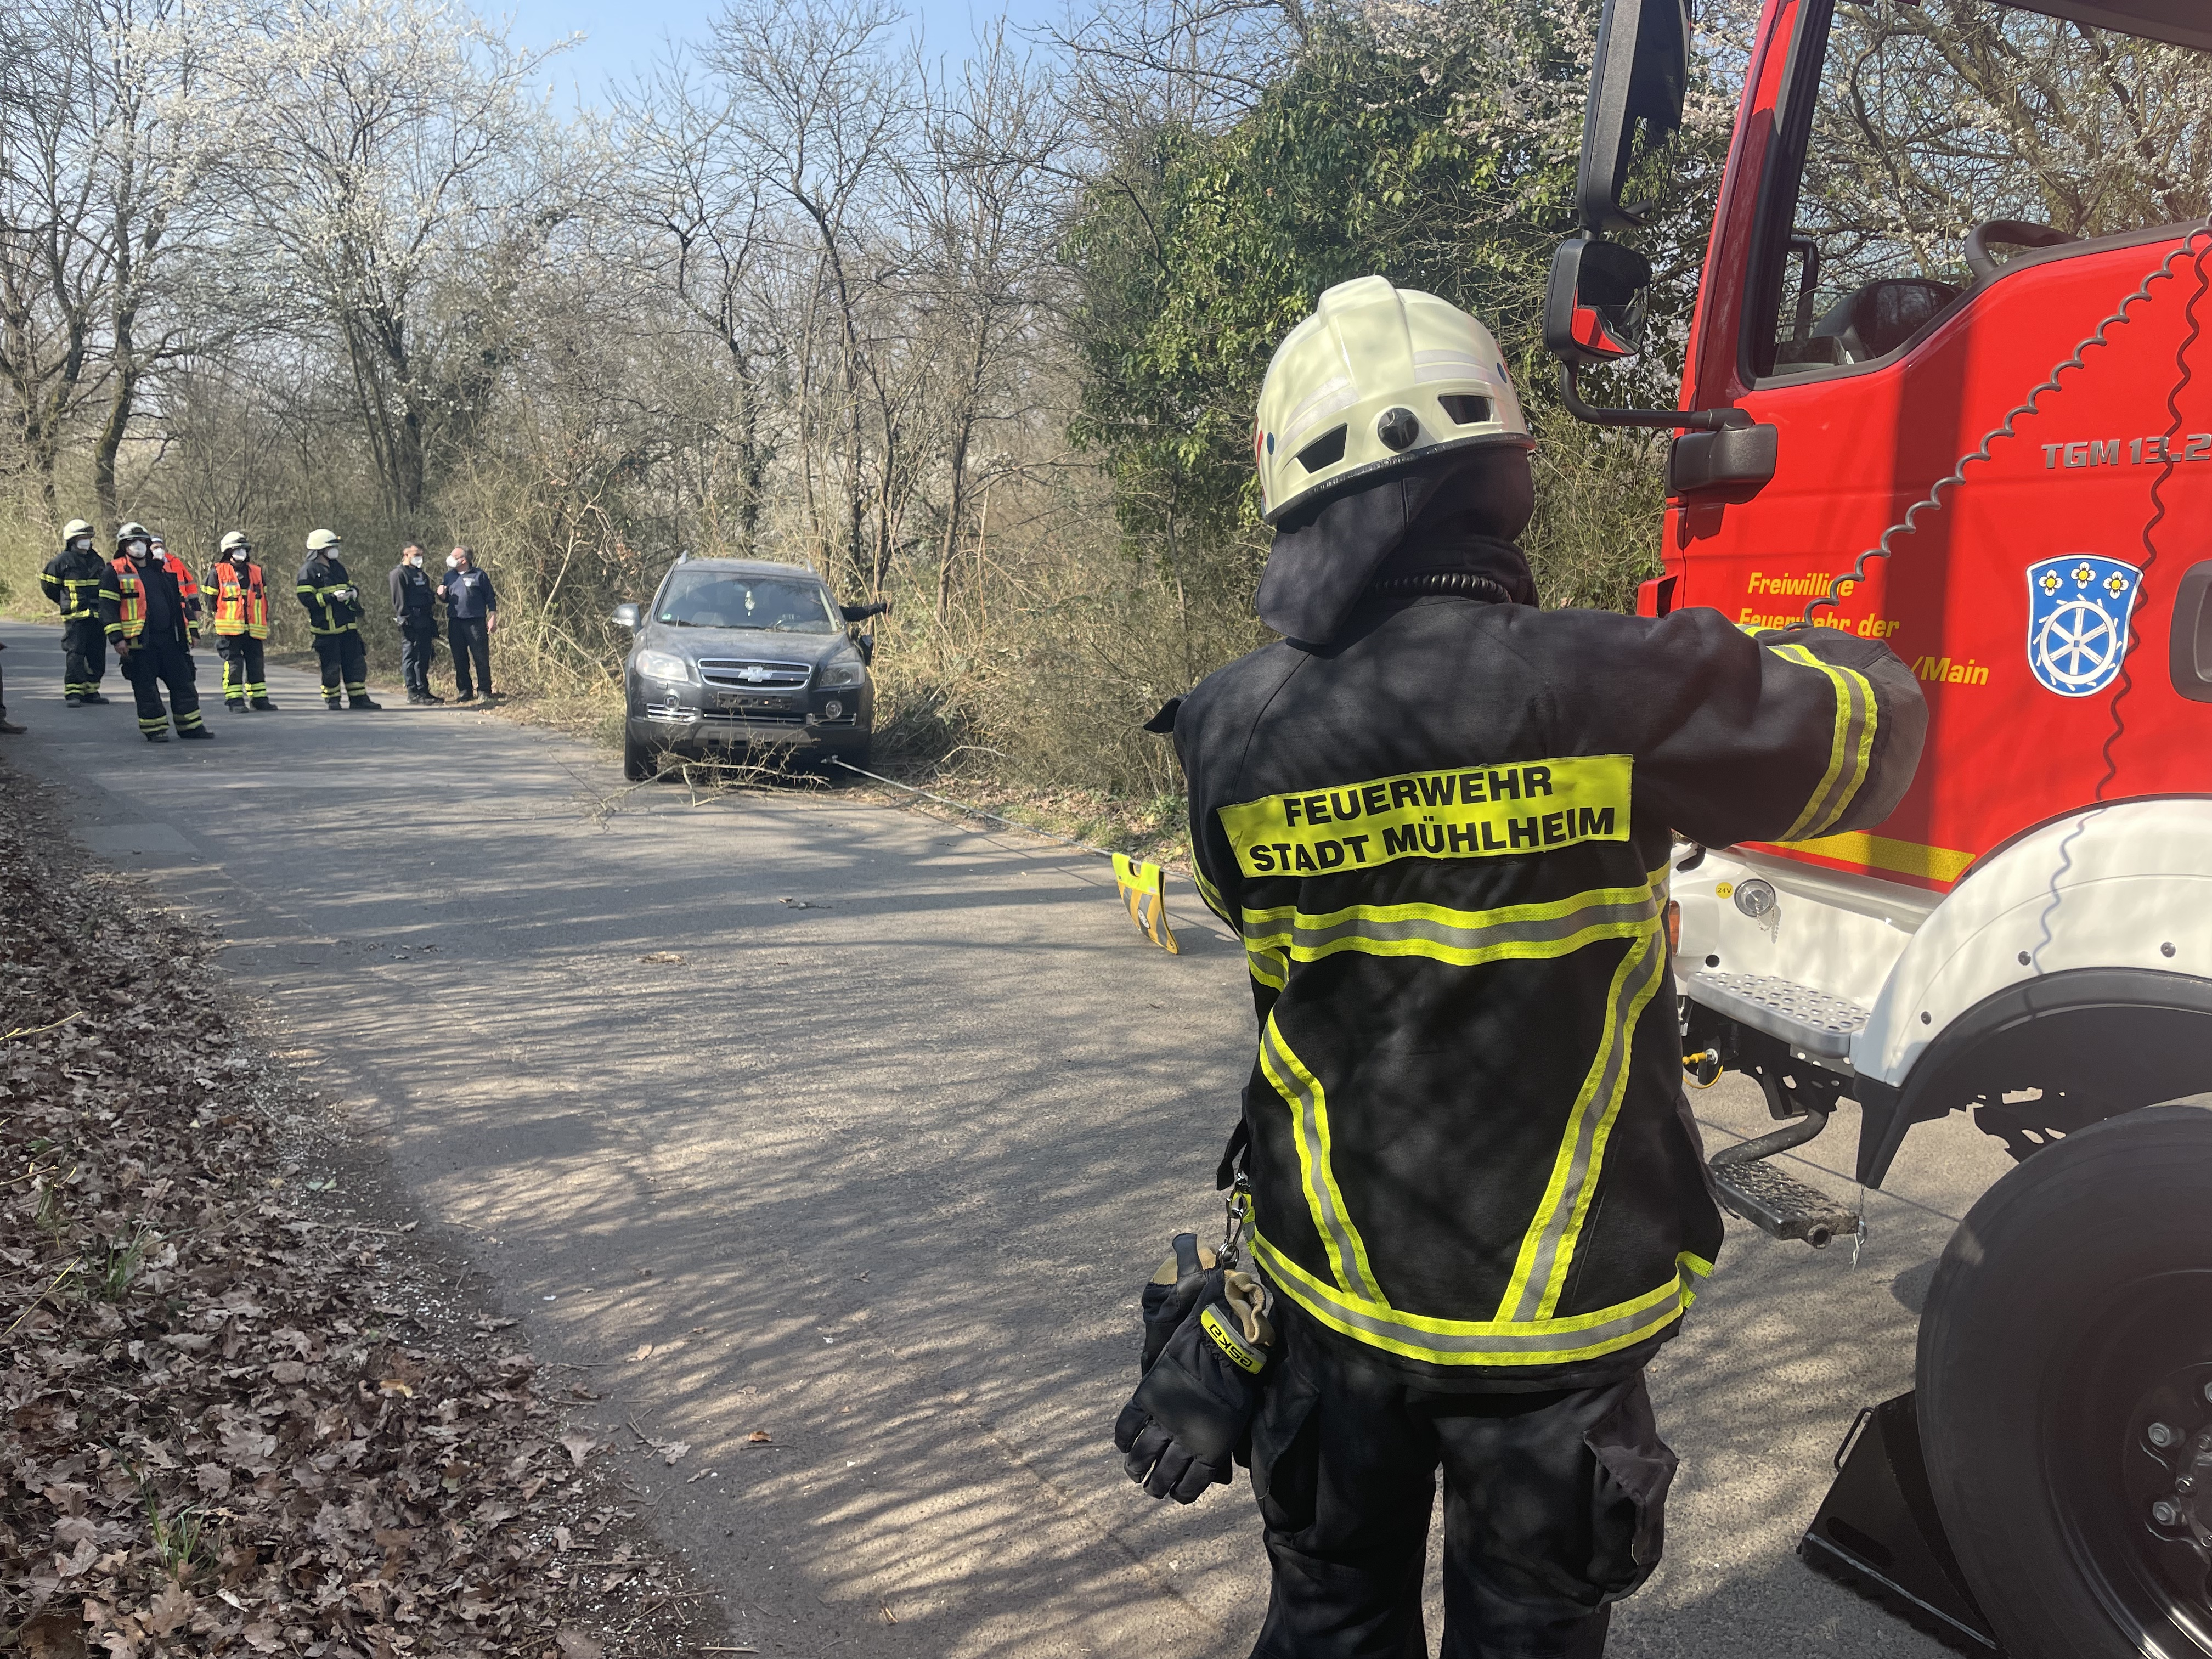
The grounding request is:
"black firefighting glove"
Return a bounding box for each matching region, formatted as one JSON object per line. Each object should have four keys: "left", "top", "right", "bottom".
{"left": 1114, "top": 1264, "right": 1274, "bottom": 1504}
{"left": 1138, "top": 1232, "right": 1216, "bottom": 1375}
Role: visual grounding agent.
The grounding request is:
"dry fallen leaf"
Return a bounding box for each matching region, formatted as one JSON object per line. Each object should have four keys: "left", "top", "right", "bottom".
{"left": 561, "top": 1431, "right": 599, "bottom": 1468}
{"left": 377, "top": 1379, "right": 415, "bottom": 1398}
{"left": 141, "top": 1583, "right": 193, "bottom": 1637}
{"left": 636, "top": 951, "right": 685, "bottom": 965}
{"left": 746, "top": 1430, "right": 772, "bottom": 1445}
{"left": 555, "top": 1629, "right": 605, "bottom": 1659}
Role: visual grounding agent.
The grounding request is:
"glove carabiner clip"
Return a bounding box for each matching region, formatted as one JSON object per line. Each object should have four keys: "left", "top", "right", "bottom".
{"left": 1221, "top": 1176, "right": 1253, "bottom": 1270}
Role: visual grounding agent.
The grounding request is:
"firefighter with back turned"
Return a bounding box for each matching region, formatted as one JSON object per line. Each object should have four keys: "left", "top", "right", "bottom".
{"left": 296, "top": 528, "right": 380, "bottom": 710}
{"left": 1113, "top": 278, "right": 1929, "bottom": 1659}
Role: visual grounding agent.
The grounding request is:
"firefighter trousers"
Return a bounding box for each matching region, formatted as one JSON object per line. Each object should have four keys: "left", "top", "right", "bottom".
{"left": 312, "top": 630, "right": 369, "bottom": 706}
{"left": 1246, "top": 1316, "right": 1675, "bottom": 1659}
{"left": 218, "top": 636, "right": 268, "bottom": 704}
{"left": 63, "top": 619, "right": 106, "bottom": 698}
{"left": 121, "top": 636, "right": 202, "bottom": 737}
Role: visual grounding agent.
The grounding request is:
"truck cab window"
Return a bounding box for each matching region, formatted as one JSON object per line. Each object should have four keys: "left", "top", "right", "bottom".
{"left": 1754, "top": 0, "right": 2212, "bottom": 380}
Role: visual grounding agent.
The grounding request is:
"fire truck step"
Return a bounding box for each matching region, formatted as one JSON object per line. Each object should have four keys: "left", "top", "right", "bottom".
{"left": 1690, "top": 969, "right": 1870, "bottom": 1062}
{"left": 1709, "top": 1154, "right": 1860, "bottom": 1249}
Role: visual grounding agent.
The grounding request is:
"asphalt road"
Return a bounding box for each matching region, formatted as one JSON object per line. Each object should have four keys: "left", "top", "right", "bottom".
{"left": 0, "top": 618, "right": 2010, "bottom": 1658}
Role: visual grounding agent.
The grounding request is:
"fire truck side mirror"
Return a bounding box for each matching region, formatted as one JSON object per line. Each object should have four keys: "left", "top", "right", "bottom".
{"left": 1545, "top": 238, "right": 1652, "bottom": 366}
{"left": 1578, "top": 0, "right": 1690, "bottom": 233}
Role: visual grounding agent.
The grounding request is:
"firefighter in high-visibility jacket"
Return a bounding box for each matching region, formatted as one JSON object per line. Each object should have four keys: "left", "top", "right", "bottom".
{"left": 147, "top": 535, "right": 203, "bottom": 639}
{"left": 295, "top": 528, "right": 380, "bottom": 710}
{"left": 40, "top": 520, "right": 112, "bottom": 706}
{"left": 99, "top": 522, "right": 210, "bottom": 743}
{"left": 206, "top": 532, "right": 276, "bottom": 711}
{"left": 1119, "top": 280, "right": 1928, "bottom": 1659}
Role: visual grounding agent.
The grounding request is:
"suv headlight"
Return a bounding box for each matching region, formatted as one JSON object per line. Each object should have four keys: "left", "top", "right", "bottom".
{"left": 818, "top": 658, "right": 866, "bottom": 689}
{"left": 634, "top": 650, "right": 693, "bottom": 683}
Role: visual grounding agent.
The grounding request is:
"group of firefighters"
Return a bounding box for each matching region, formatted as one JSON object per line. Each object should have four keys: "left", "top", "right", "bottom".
{"left": 14, "top": 521, "right": 501, "bottom": 743}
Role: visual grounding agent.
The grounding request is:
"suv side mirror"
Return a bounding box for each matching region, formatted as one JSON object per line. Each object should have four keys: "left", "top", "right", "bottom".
{"left": 1578, "top": 0, "right": 1689, "bottom": 233}
{"left": 612, "top": 602, "right": 642, "bottom": 630}
{"left": 1545, "top": 238, "right": 1652, "bottom": 365}
{"left": 856, "top": 631, "right": 875, "bottom": 667}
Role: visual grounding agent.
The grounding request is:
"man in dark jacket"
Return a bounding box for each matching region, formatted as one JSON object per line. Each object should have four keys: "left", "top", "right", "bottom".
{"left": 40, "top": 519, "right": 111, "bottom": 706}
{"left": 389, "top": 544, "right": 443, "bottom": 704}
{"left": 438, "top": 546, "right": 498, "bottom": 703}
{"left": 296, "top": 528, "right": 380, "bottom": 710}
{"left": 1119, "top": 279, "right": 1928, "bottom": 1659}
{"left": 100, "top": 522, "right": 211, "bottom": 743}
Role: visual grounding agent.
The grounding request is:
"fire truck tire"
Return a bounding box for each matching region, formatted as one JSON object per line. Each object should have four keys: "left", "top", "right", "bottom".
{"left": 1918, "top": 1104, "right": 2212, "bottom": 1659}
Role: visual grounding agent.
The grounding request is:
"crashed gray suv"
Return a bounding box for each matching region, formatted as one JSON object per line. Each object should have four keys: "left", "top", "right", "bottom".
{"left": 614, "top": 556, "right": 884, "bottom": 780}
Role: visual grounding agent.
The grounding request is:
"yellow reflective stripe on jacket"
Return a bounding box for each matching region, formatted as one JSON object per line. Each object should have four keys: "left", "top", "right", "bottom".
{"left": 1218, "top": 755, "right": 1632, "bottom": 878}
{"left": 1770, "top": 643, "right": 1878, "bottom": 841}
{"left": 297, "top": 582, "right": 352, "bottom": 635}
{"left": 1250, "top": 1230, "right": 1702, "bottom": 1367}
{"left": 1240, "top": 879, "right": 1662, "bottom": 970}
{"left": 1257, "top": 1015, "right": 1387, "bottom": 1307}
{"left": 1247, "top": 944, "right": 1288, "bottom": 991}
{"left": 105, "top": 561, "right": 146, "bottom": 639}
{"left": 1495, "top": 923, "right": 1672, "bottom": 1322}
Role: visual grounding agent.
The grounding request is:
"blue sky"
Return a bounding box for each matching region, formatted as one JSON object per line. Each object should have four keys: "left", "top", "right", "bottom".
{"left": 498, "top": 0, "right": 1065, "bottom": 103}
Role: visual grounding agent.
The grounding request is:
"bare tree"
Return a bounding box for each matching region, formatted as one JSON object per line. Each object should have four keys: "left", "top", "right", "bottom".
{"left": 216, "top": 0, "right": 578, "bottom": 518}
{"left": 0, "top": 0, "right": 215, "bottom": 527}
{"left": 708, "top": 0, "right": 916, "bottom": 591}
{"left": 610, "top": 48, "right": 780, "bottom": 547}
{"left": 913, "top": 25, "right": 1068, "bottom": 622}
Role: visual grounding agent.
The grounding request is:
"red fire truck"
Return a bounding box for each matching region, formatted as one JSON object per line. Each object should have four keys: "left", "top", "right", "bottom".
{"left": 1547, "top": 2, "right": 2212, "bottom": 1654}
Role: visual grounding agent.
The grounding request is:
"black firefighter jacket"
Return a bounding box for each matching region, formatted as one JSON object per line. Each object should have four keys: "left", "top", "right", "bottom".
{"left": 43, "top": 545, "right": 109, "bottom": 622}
{"left": 297, "top": 554, "right": 365, "bottom": 635}
{"left": 1172, "top": 594, "right": 1926, "bottom": 1391}
{"left": 97, "top": 552, "right": 195, "bottom": 650}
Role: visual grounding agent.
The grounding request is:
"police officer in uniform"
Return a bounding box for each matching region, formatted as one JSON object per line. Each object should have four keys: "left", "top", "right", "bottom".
{"left": 296, "top": 528, "right": 380, "bottom": 710}
{"left": 206, "top": 532, "right": 276, "bottom": 710}
{"left": 40, "top": 520, "right": 112, "bottom": 706}
{"left": 1119, "top": 280, "right": 1928, "bottom": 1658}
{"left": 388, "top": 543, "right": 443, "bottom": 703}
{"left": 100, "top": 522, "right": 210, "bottom": 743}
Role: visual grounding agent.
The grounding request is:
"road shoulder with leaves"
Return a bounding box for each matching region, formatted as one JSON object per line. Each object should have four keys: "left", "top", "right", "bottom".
{"left": 0, "top": 759, "right": 730, "bottom": 1658}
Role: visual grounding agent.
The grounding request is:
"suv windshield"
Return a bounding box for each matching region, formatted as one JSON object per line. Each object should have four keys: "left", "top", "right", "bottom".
{"left": 655, "top": 572, "right": 837, "bottom": 633}
{"left": 1760, "top": 0, "right": 2212, "bottom": 374}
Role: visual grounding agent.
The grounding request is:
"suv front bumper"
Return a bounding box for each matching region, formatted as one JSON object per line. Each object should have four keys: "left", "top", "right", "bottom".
{"left": 627, "top": 681, "right": 870, "bottom": 751}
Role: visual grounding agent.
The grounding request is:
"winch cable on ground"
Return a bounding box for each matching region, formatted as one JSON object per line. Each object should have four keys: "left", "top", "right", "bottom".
{"left": 825, "top": 758, "right": 1230, "bottom": 949}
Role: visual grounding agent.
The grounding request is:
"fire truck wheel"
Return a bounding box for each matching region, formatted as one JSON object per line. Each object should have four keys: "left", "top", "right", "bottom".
{"left": 1918, "top": 1104, "right": 2212, "bottom": 1659}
